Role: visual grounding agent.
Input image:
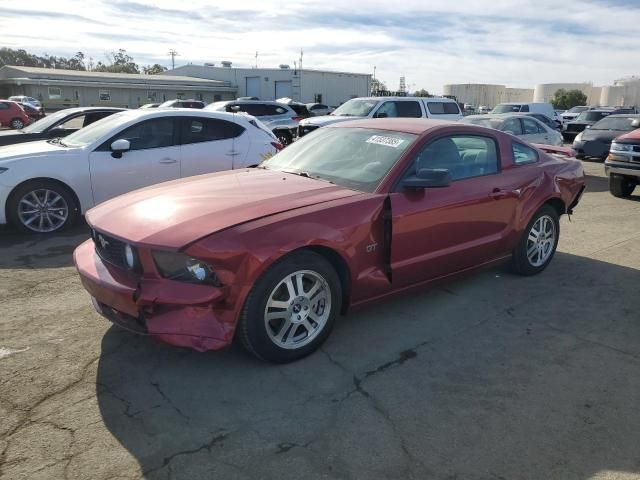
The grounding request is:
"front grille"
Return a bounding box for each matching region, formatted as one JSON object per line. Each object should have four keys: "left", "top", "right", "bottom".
{"left": 92, "top": 229, "right": 131, "bottom": 270}
{"left": 298, "top": 125, "right": 319, "bottom": 137}
{"left": 633, "top": 145, "right": 640, "bottom": 153}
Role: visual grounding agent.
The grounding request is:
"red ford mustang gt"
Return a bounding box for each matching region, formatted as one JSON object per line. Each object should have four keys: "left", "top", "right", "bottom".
{"left": 74, "top": 118, "right": 585, "bottom": 363}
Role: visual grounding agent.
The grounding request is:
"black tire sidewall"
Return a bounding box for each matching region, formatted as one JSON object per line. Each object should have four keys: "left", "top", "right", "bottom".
{"left": 7, "top": 180, "right": 78, "bottom": 234}
{"left": 512, "top": 205, "right": 560, "bottom": 276}
{"left": 238, "top": 251, "right": 342, "bottom": 363}
{"left": 609, "top": 174, "right": 635, "bottom": 197}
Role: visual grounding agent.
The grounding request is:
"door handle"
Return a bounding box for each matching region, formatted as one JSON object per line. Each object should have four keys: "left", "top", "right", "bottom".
{"left": 225, "top": 151, "right": 240, "bottom": 156}
{"left": 159, "top": 158, "right": 177, "bottom": 164}
{"left": 490, "top": 188, "right": 521, "bottom": 199}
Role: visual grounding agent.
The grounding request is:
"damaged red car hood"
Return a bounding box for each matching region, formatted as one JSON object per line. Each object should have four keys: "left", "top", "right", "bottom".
{"left": 86, "top": 168, "right": 362, "bottom": 248}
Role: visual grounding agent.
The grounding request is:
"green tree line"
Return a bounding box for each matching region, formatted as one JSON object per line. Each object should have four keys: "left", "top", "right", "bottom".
{"left": 0, "top": 47, "right": 167, "bottom": 75}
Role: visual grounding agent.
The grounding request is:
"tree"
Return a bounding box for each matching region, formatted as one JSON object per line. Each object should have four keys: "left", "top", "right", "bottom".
{"left": 94, "top": 49, "right": 140, "bottom": 74}
{"left": 413, "top": 88, "right": 431, "bottom": 97}
{"left": 551, "top": 89, "right": 587, "bottom": 110}
{"left": 370, "top": 78, "right": 387, "bottom": 94}
{"left": 143, "top": 63, "right": 168, "bottom": 75}
{"left": 0, "top": 47, "right": 87, "bottom": 70}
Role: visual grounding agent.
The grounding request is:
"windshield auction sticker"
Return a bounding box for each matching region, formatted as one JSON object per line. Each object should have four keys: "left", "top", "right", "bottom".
{"left": 366, "top": 135, "right": 405, "bottom": 148}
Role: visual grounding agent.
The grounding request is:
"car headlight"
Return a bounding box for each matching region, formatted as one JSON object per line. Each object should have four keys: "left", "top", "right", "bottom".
{"left": 124, "top": 244, "right": 136, "bottom": 270}
{"left": 152, "top": 251, "right": 220, "bottom": 285}
{"left": 611, "top": 142, "right": 633, "bottom": 153}
{"left": 574, "top": 132, "right": 583, "bottom": 142}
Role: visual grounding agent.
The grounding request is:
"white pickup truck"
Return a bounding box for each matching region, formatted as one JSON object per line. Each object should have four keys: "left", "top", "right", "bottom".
{"left": 297, "top": 96, "right": 463, "bottom": 138}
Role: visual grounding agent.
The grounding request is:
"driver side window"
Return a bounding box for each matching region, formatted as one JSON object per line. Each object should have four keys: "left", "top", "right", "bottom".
{"left": 412, "top": 135, "right": 499, "bottom": 181}
{"left": 103, "top": 118, "right": 176, "bottom": 151}
{"left": 375, "top": 102, "right": 398, "bottom": 118}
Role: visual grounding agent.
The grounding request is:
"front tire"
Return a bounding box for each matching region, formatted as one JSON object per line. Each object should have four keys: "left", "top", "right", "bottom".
{"left": 510, "top": 205, "right": 560, "bottom": 276}
{"left": 7, "top": 180, "right": 79, "bottom": 234}
{"left": 609, "top": 174, "right": 636, "bottom": 198}
{"left": 237, "top": 251, "right": 342, "bottom": 363}
{"left": 10, "top": 118, "right": 25, "bottom": 129}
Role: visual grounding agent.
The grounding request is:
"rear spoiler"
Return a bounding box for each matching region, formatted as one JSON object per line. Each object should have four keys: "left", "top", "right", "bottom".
{"left": 532, "top": 144, "right": 576, "bottom": 158}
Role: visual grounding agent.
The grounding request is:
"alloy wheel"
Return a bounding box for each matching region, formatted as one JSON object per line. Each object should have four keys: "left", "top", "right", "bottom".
{"left": 526, "top": 214, "right": 556, "bottom": 267}
{"left": 17, "top": 189, "right": 69, "bottom": 233}
{"left": 264, "top": 269, "right": 332, "bottom": 349}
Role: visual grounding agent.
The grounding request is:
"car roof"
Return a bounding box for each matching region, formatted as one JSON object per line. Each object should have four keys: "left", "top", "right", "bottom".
{"left": 353, "top": 96, "right": 457, "bottom": 102}
{"left": 55, "top": 106, "right": 126, "bottom": 114}
{"left": 327, "top": 117, "right": 456, "bottom": 134}
{"left": 606, "top": 114, "right": 640, "bottom": 118}
{"left": 113, "top": 108, "right": 250, "bottom": 122}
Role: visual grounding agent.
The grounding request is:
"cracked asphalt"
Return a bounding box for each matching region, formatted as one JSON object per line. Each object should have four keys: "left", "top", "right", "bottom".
{"left": 1, "top": 161, "right": 639, "bottom": 480}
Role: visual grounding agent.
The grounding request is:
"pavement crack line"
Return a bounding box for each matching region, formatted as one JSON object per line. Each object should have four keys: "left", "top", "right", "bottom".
{"left": 141, "top": 430, "right": 230, "bottom": 478}
{"left": 150, "top": 381, "right": 191, "bottom": 423}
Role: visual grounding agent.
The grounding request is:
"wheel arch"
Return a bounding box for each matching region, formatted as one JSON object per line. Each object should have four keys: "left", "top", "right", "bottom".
{"left": 6, "top": 177, "right": 82, "bottom": 221}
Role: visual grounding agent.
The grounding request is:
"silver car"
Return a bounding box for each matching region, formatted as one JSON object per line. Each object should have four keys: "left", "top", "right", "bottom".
{"left": 206, "top": 100, "right": 300, "bottom": 145}
{"left": 306, "top": 103, "right": 333, "bottom": 116}
{"left": 461, "top": 113, "right": 563, "bottom": 146}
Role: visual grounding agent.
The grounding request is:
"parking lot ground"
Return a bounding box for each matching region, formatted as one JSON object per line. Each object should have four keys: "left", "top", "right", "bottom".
{"left": 0, "top": 161, "right": 639, "bottom": 480}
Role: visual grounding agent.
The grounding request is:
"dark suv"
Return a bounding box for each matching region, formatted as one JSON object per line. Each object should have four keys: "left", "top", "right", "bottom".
{"left": 564, "top": 109, "right": 613, "bottom": 140}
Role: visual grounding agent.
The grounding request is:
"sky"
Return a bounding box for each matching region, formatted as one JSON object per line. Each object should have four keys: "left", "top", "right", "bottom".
{"left": 1, "top": 0, "right": 639, "bottom": 94}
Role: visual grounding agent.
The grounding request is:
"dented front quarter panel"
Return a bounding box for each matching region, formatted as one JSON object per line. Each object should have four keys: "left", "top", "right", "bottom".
{"left": 184, "top": 193, "right": 390, "bottom": 338}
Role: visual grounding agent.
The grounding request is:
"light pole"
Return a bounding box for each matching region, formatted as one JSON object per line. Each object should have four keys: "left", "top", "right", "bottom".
{"left": 168, "top": 49, "right": 179, "bottom": 70}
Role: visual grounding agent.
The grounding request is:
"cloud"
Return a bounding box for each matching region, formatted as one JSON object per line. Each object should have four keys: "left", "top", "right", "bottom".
{"left": 1, "top": 0, "right": 639, "bottom": 93}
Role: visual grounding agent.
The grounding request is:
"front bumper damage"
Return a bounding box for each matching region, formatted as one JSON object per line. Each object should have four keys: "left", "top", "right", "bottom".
{"left": 74, "top": 240, "right": 234, "bottom": 352}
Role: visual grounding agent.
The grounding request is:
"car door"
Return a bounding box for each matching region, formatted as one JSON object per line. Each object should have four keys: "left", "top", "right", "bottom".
{"left": 501, "top": 117, "right": 524, "bottom": 138}
{"left": 389, "top": 133, "right": 520, "bottom": 288}
{"left": 521, "top": 117, "right": 545, "bottom": 144}
{"left": 179, "top": 116, "right": 248, "bottom": 176}
{"left": 88, "top": 117, "right": 181, "bottom": 204}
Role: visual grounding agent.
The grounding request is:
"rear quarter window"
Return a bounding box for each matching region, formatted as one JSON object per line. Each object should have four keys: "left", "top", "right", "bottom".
{"left": 512, "top": 142, "right": 539, "bottom": 165}
{"left": 427, "top": 102, "right": 460, "bottom": 115}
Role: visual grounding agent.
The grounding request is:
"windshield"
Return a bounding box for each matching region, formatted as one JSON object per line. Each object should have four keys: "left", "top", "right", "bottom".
{"left": 576, "top": 111, "right": 609, "bottom": 122}
{"left": 591, "top": 116, "right": 638, "bottom": 131}
{"left": 22, "top": 110, "right": 75, "bottom": 134}
{"left": 262, "top": 128, "right": 417, "bottom": 192}
{"left": 491, "top": 104, "right": 521, "bottom": 114}
{"left": 461, "top": 117, "right": 504, "bottom": 129}
{"left": 568, "top": 106, "right": 588, "bottom": 114}
{"left": 62, "top": 111, "right": 130, "bottom": 147}
{"left": 331, "top": 99, "right": 378, "bottom": 117}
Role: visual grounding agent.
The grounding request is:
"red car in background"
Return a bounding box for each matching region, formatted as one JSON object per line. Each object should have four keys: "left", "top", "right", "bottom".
{"left": 16, "top": 102, "right": 46, "bottom": 123}
{"left": 75, "top": 118, "right": 585, "bottom": 363}
{"left": 605, "top": 128, "right": 640, "bottom": 197}
{"left": 0, "top": 100, "right": 30, "bottom": 129}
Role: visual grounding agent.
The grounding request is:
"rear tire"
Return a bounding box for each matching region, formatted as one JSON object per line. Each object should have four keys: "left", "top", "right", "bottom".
{"left": 7, "top": 180, "right": 79, "bottom": 234}
{"left": 609, "top": 174, "right": 636, "bottom": 198}
{"left": 510, "top": 205, "right": 560, "bottom": 276}
{"left": 237, "top": 250, "right": 341, "bottom": 363}
{"left": 274, "top": 130, "right": 292, "bottom": 146}
{"left": 10, "top": 118, "right": 25, "bottom": 129}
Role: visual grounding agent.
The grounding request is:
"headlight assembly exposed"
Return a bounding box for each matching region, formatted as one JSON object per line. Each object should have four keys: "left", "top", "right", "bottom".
{"left": 153, "top": 251, "right": 220, "bottom": 285}
{"left": 611, "top": 142, "right": 633, "bottom": 153}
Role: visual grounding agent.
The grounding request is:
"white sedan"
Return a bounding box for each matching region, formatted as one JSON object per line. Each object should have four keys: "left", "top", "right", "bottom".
{"left": 0, "top": 109, "right": 280, "bottom": 233}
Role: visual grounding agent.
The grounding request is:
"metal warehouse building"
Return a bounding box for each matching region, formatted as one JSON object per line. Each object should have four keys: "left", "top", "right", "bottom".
{"left": 0, "top": 65, "right": 237, "bottom": 110}
{"left": 162, "top": 62, "right": 372, "bottom": 107}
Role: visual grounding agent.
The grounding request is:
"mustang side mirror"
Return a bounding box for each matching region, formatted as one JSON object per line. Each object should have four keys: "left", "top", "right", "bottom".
{"left": 110, "top": 139, "right": 130, "bottom": 158}
{"left": 402, "top": 168, "right": 451, "bottom": 189}
{"left": 632, "top": 119, "right": 640, "bottom": 128}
